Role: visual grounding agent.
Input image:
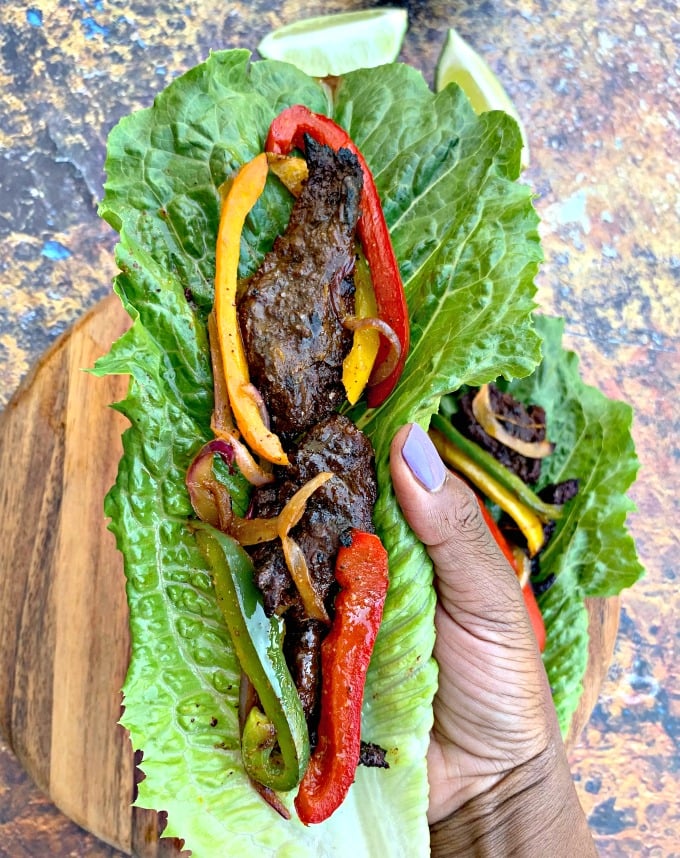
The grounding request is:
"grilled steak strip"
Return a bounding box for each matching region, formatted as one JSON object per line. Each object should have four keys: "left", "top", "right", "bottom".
{"left": 539, "top": 479, "right": 580, "bottom": 506}
{"left": 359, "top": 741, "right": 390, "bottom": 769}
{"left": 247, "top": 413, "right": 377, "bottom": 734}
{"left": 248, "top": 413, "right": 377, "bottom": 617}
{"left": 283, "top": 618, "right": 326, "bottom": 740}
{"left": 237, "top": 136, "right": 363, "bottom": 439}
{"left": 454, "top": 383, "right": 549, "bottom": 484}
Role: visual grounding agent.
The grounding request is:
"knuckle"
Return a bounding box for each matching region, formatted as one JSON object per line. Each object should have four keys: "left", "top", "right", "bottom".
{"left": 431, "top": 479, "right": 489, "bottom": 550}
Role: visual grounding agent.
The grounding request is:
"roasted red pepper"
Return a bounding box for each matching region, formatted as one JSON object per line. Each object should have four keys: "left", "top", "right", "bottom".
{"left": 521, "top": 580, "right": 547, "bottom": 653}
{"left": 266, "top": 105, "right": 409, "bottom": 408}
{"left": 294, "top": 529, "right": 389, "bottom": 825}
{"left": 476, "top": 495, "right": 547, "bottom": 652}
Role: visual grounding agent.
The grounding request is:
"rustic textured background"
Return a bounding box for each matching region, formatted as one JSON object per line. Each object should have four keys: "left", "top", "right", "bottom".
{"left": 1, "top": 1, "right": 678, "bottom": 855}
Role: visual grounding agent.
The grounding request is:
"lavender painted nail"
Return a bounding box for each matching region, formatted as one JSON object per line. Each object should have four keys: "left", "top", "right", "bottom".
{"left": 401, "top": 423, "right": 447, "bottom": 492}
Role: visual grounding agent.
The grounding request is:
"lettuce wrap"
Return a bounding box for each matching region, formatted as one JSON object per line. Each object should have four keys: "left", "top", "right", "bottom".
{"left": 95, "top": 50, "right": 642, "bottom": 856}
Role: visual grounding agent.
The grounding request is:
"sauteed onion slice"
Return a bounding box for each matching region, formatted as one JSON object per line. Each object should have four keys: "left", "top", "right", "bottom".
{"left": 342, "top": 315, "right": 402, "bottom": 387}
{"left": 472, "top": 384, "right": 555, "bottom": 459}
{"left": 188, "top": 447, "right": 333, "bottom": 619}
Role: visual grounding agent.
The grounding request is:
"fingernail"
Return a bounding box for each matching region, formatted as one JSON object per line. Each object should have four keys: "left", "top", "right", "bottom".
{"left": 401, "top": 423, "right": 447, "bottom": 492}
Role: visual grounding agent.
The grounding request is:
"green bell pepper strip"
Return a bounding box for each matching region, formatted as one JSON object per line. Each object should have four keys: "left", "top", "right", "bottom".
{"left": 429, "top": 413, "right": 564, "bottom": 522}
{"left": 430, "top": 423, "right": 547, "bottom": 556}
{"left": 193, "top": 523, "right": 310, "bottom": 792}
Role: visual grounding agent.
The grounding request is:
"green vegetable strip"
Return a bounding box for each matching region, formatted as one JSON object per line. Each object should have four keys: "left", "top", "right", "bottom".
{"left": 194, "top": 523, "right": 310, "bottom": 792}
{"left": 429, "top": 413, "right": 563, "bottom": 521}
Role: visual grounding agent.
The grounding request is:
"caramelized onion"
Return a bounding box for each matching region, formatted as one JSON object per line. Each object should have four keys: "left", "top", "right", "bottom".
{"left": 242, "top": 382, "right": 271, "bottom": 431}
{"left": 239, "top": 471, "right": 335, "bottom": 552}
{"left": 186, "top": 440, "right": 276, "bottom": 538}
{"left": 186, "top": 440, "right": 236, "bottom": 528}
{"left": 252, "top": 779, "right": 292, "bottom": 820}
{"left": 472, "top": 384, "right": 555, "bottom": 459}
{"left": 230, "top": 516, "right": 280, "bottom": 546}
{"left": 281, "top": 535, "right": 329, "bottom": 624}
{"left": 238, "top": 671, "right": 259, "bottom": 734}
{"left": 342, "top": 316, "right": 403, "bottom": 387}
{"left": 189, "top": 439, "right": 334, "bottom": 619}
{"left": 278, "top": 472, "right": 334, "bottom": 623}
{"left": 211, "top": 427, "right": 274, "bottom": 487}
{"left": 278, "top": 472, "right": 334, "bottom": 535}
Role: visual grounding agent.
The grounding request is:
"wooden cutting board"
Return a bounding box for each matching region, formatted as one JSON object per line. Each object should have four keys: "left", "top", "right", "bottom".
{"left": 0, "top": 294, "right": 619, "bottom": 856}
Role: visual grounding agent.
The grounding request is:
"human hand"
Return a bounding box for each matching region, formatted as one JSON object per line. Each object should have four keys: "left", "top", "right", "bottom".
{"left": 390, "top": 424, "right": 597, "bottom": 855}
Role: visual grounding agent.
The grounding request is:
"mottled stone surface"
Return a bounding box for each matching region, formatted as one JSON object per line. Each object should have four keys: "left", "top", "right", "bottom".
{"left": 0, "top": 1, "right": 677, "bottom": 855}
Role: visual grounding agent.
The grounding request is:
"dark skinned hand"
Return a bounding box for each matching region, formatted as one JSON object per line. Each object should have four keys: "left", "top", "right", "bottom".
{"left": 390, "top": 424, "right": 597, "bottom": 856}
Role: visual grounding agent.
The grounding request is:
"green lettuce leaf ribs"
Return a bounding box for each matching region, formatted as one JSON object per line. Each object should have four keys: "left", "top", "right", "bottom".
{"left": 503, "top": 315, "right": 643, "bottom": 732}
{"left": 94, "top": 49, "right": 554, "bottom": 857}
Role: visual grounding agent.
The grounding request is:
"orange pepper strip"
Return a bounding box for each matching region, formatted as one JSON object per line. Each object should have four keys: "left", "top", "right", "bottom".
{"left": 214, "top": 153, "right": 289, "bottom": 466}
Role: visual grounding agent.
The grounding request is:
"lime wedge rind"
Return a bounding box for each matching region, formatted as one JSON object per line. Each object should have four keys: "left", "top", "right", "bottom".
{"left": 435, "top": 27, "right": 530, "bottom": 168}
{"left": 257, "top": 8, "right": 408, "bottom": 78}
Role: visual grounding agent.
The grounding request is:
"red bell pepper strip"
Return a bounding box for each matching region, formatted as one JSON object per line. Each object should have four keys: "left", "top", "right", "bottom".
{"left": 294, "top": 529, "right": 389, "bottom": 825}
{"left": 521, "top": 581, "right": 547, "bottom": 653}
{"left": 266, "top": 104, "right": 410, "bottom": 408}
{"left": 476, "top": 496, "right": 547, "bottom": 652}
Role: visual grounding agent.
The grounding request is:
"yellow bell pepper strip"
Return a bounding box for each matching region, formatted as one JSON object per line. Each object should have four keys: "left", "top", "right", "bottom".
{"left": 342, "top": 252, "right": 381, "bottom": 404}
{"left": 429, "top": 413, "right": 563, "bottom": 522}
{"left": 266, "top": 105, "right": 409, "bottom": 408}
{"left": 193, "top": 523, "right": 310, "bottom": 792}
{"left": 295, "top": 529, "right": 389, "bottom": 825}
{"left": 214, "top": 153, "right": 289, "bottom": 465}
{"left": 429, "top": 424, "right": 547, "bottom": 556}
{"left": 265, "top": 152, "right": 308, "bottom": 197}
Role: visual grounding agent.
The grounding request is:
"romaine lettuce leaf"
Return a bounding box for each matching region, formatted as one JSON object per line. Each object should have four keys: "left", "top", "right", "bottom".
{"left": 503, "top": 315, "right": 644, "bottom": 731}
{"left": 95, "top": 50, "right": 543, "bottom": 856}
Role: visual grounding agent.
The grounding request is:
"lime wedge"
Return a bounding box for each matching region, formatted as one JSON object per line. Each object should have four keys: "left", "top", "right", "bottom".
{"left": 435, "top": 27, "right": 529, "bottom": 168}
{"left": 257, "top": 9, "right": 408, "bottom": 77}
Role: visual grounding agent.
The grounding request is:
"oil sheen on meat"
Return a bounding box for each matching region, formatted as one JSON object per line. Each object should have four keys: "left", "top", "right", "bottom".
{"left": 238, "top": 135, "right": 364, "bottom": 439}
{"left": 237, "top": 139, "right": 381, "bottom": 752}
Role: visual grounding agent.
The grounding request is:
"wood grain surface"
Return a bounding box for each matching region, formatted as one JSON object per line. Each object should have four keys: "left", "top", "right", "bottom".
{"left": 0, "top": 295, "right": 619, "bottom": 856}
{"left": 0, "top": 295, "right": 184, "bottom": 856}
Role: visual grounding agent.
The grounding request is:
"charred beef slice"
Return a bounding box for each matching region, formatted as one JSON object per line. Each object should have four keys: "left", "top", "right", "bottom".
{"left": 454, "top": 384, "right": 548, "bottom": 484}
{"left": 248, "top": 413, "right": 377, "bottom": 733}
{"left": 248, "top": 413, "right": 377, "bottom": 618}
{"left": 359, "top": 741, "right": 390, "bottom": 769}
{"left": 539, "top": 478, "right": 580, "bottom": 506}
{"left": 237, "top": 136, "right": 363, "bottom": 438}
{"left": 283, "top": 618, "right": 326, "bottom": 736}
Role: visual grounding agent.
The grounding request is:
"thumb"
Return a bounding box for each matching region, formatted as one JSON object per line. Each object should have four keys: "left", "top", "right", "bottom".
{"left": 390, "top": 423, "right": 529, "bottom": 639}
